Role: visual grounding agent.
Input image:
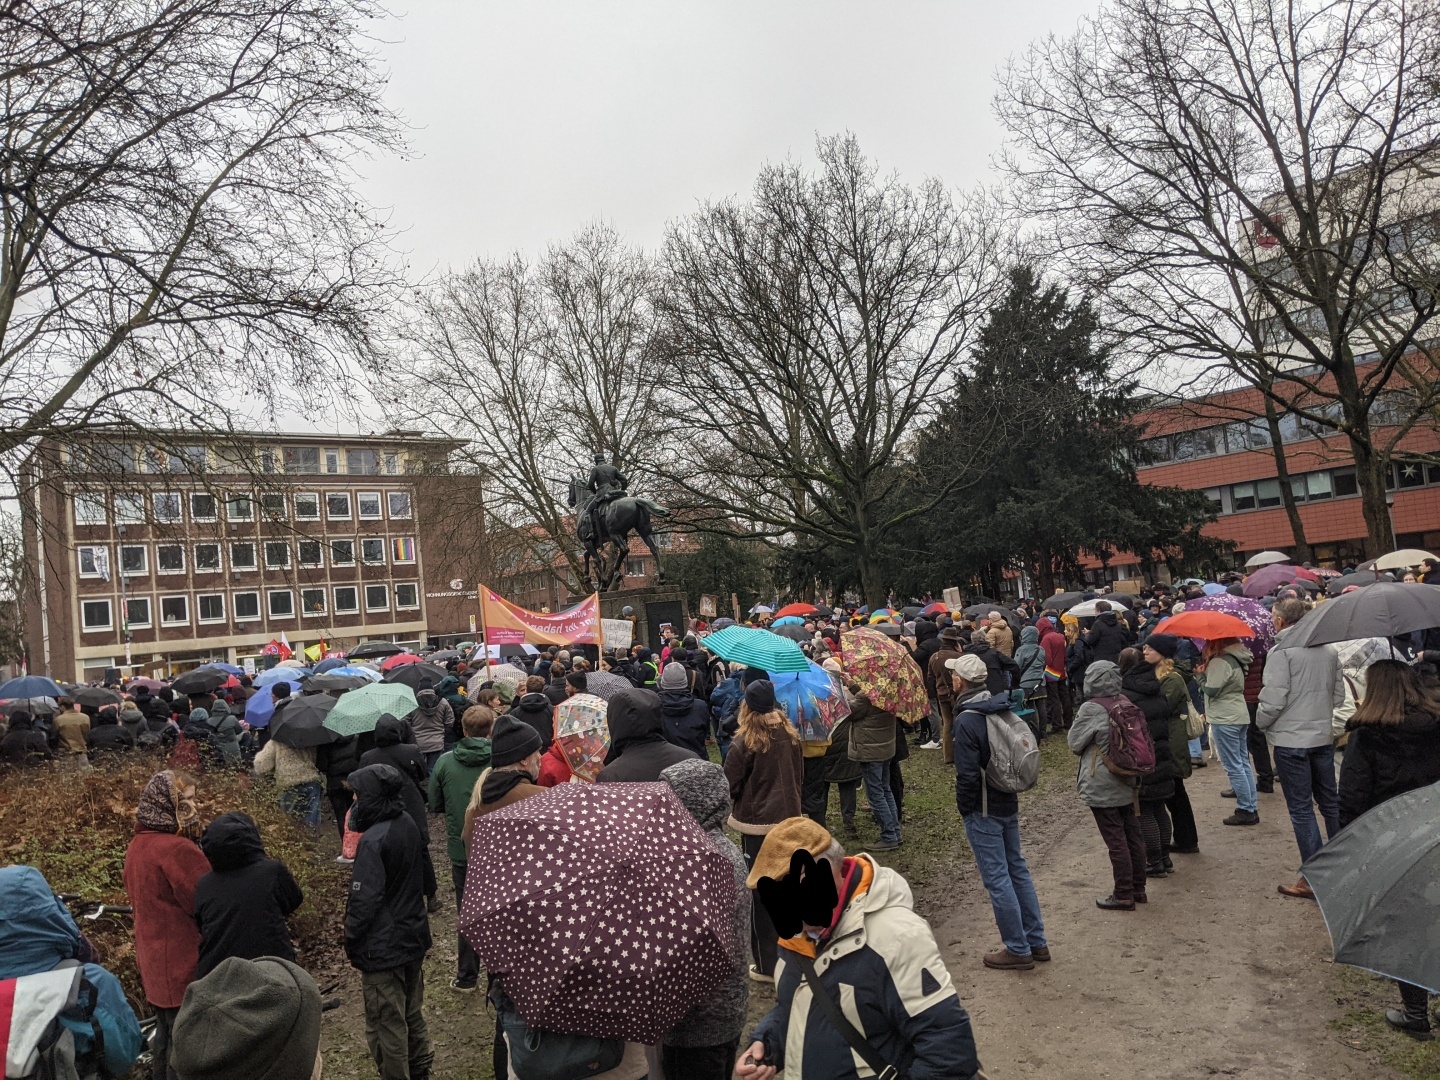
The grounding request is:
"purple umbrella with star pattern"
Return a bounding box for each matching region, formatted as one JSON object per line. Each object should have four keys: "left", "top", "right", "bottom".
{"left": 1183, "top": 594, "right": 1277, "bottom": 660}
{"left": 459, "top": 782, "right": 739, "bottom": 1042}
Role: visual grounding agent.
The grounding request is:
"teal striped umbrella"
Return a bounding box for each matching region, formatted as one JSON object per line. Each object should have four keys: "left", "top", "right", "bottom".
{"left": 322, "top": 682, "right": 418, "bottom": 737}
{"left": 701, "top": 625, "right": 809, "bottom": 673}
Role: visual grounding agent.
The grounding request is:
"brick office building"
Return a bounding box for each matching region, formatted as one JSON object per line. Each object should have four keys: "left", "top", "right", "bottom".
{"left": 21, "top": 431, "right": 484, "bottom": 681}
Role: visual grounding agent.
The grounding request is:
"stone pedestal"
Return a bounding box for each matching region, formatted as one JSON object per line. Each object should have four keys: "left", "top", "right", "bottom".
{"left": 571, "top": 585, "right": 690, "bottom": 651}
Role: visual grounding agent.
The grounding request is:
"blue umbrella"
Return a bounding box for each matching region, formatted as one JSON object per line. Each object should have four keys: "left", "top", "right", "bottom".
{"left": 206, "top": 663, "right": 244, "bottom": 676}
{"left": 326, "top": 665, "right": 383, "bottom": 682}
{"left": 1201, "top": 582, "right": 1227, "bottom": 596}
{"left": 771, "top": 661, "right": 850, "bottom": 742}
{"left": 0, "top": 675, "right": 65, "bottom": 700}
{"left": 244, "top": 693, "right": 277, "bottom": 728}
{"left": 313, "top": 657, "right": 346, "bottom": 674}
{"left": 254, "top": 667, "right": 309, "bottom": 687}
{"left": 771, "top": 615, "right": 805, "bottom": 626}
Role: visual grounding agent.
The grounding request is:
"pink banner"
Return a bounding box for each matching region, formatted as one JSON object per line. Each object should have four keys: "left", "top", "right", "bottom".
{"left": 480, "top": 588, "right": 601, "bottom": 646}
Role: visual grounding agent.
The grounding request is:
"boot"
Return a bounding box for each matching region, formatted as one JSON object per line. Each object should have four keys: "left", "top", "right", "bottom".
{"left": 1145, "top": 861, "right": 1170, "bottom": 877}
{"left": 1384, "top": 1006, "right": 1433, "bottom": 1040}
{"left": 983, "top": 948, "right": 1035, "bottom": 971}
{"left": 1223, "top": 809, "right": 1259, "bottom": 826}
{"left": 1095, "top": 895, "right": 1135, "bottom": 911}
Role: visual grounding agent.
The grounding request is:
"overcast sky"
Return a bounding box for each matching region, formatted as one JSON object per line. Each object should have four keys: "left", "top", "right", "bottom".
{"left": 360, "top": 0, "right": 1099, "bottom": 277}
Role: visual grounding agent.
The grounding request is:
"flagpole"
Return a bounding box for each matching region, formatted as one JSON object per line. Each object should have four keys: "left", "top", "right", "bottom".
{"left": 478, "top": 585, "right": 491, "bottom": 670}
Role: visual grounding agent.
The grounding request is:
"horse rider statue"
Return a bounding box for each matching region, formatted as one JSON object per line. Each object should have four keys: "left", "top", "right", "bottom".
{"left": 568, "top": 451, "right": 670, "bottom": 593}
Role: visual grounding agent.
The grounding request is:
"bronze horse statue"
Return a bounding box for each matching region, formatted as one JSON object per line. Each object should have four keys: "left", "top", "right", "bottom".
{"left": 567, "top": 476, "right": 670, "bottom": 592}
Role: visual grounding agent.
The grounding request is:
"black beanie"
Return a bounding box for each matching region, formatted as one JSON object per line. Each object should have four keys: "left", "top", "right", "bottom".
{"left": 741, "top": 666, "right": 770, "bottom": 686}
{"left": 745, "top": 679, "right": 777, "bottom": 713}
{"left": 1146, "top": 633, "right": 1180, "bottom": 659}
{"left": 492, "top": 714, "right": 542, "bottom": 767}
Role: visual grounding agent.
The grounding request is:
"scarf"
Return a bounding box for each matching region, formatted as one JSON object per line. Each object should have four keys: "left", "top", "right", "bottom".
{"left": 136, "top": 770, "right": 201, "bottom": 839}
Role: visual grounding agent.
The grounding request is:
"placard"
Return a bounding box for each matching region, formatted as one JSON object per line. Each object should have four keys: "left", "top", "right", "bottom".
{"left": 602, "top": 618, "right": 633, "bottom": 652}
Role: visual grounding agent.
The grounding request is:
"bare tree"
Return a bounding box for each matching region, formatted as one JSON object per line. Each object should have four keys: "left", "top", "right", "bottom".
{"left": 998, "top": 0, "right": 1440, "bottom": 554}
{"left": 655, "top": 135, "right": 1003, "bottom": 606}
{"left": 0, "top": 0, "right": 402, "bottom": 464}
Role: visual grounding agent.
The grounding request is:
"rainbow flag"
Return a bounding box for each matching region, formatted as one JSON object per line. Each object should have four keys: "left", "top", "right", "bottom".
{"left": 392, "top": 537, "right": 415, "bottom": 563}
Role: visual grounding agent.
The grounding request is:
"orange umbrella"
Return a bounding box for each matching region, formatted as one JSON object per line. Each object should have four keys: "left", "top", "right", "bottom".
{"left": 1153, "top": 610, "right": 1256, "bottom": 639}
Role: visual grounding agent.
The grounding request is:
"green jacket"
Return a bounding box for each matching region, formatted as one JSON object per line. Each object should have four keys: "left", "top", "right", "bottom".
{"left": 428, "top": 737, "right": 492, "bottom": 865}
{"left": 1159, "top": 669, "right": 1192, "bottom": 779}
{"left": 1201, "top": 645, "right": 1253, "bottom": 726}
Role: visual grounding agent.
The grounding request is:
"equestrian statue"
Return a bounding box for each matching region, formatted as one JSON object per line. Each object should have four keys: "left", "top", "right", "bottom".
{"left": 567, "top": 452, "right": 670, "bottom": 593}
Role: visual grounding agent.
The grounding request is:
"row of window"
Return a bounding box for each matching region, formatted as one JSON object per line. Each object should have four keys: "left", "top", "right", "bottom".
{"left": 73, "top": 489, "right": 413, "bottom": 527}
{"left": 80, "top": 583, "right": 421, "bottom": 632}
{"left": 73, "top": 443, "right": 409, "bottom": 477}
{"left": 1203, "top": 459, "right": 1440, "bottom": 515}
{"left": 77, "top": 537, "right": 419, "bottom": 577}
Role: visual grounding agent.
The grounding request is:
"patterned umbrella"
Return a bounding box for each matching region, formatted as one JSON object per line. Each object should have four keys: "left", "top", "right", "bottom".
{"left": 461, "top": 784, "right": 739, "bottom": 1043}
{"left": 701, "top": 625, "right": 809, "bottom": 673}
{"left": 322, "top": 682, "right": 419, "bottom": 737}
{"left": 772, "top": 661, "right": 850, "bottom": 742}
{"left": 838, "top": 627, "right": 928, "bottom": 721}
{"left": 584, "top": 671, "right": 633, "bottom": 701}
{"left": 468, "top": 664, "right": 528, "bottom": 696}
{"left": 1182, "top": 595, "right": 1277, "bottom": 660}
{"left": 554, "top": 694, "right": 610, "bottom": 781}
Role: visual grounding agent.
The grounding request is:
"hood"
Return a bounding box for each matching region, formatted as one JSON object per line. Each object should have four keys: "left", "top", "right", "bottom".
{"left": 119, "top": 705, "right": 144, "bottom": 723}
{"left": 834, "top": 858, "right": 913, "bottom": 939}
{"left": 1095, "top": 611, "right": 1119, "bottom": 626}
{"left": 415, "top": 689, "right": 439, "bottom": 710}
{"left": 661, "top": 758, "right": 731, "bottom": 833}
{"left": 7, "top": 714, "right": 33, "bottom": 730}
{"left": 1083, "top": 660, "right": 1123, "bottom": 698}
{"left": 451, "top": 737, "right": 492, "bottom": 767}
{"left": 1121, "top": 663, "right": 1163, "bottom": 697}
{"left": 658, "top": 688, "right": 697, "bottom": 714}
{"left": 1036, "top": 617, "right": 1056, "bottom": 636}
{"left": 1221, "top": 643, "right": 1254, "bottom": 670}
{"left": 348, "top": 763, "right": 406, "bottom": 831}
{"left": 515, "top": 692, "right": 552, "bottom": 717}
{"left": 374, "top": 713, "right": 406, "bottom": 747}
{"left": 913, "top": 619, "right": 938, "bottom": 643}
{"left": 199, "top": 812, "right": 266, "bottom": 872}
{"left": 436, "top": 676, "right": 460, "bottom": 696}
{"left": 1019, "top": 626, "right": 1039, "bottom": 647}
{"left": 0, "top": 866, "right": 84, "bottom": 979}
{"left": 955, "top": 690, "right": 1013, "bottom": 716}
{"left": 93, "top": 709, "right": 119, "bottom": 727}
{"left": 603, "top": 688, "right": 665, "bottom": 763}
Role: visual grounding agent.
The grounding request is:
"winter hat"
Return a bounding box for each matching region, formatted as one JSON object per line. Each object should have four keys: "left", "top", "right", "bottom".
{"left": 945, "top": 653, "right": 989, "bottom": 684}
{"left": 171, "top": 956, "right": 321, "bottom": 1080}
{"left": 745, "top": 815, "right": 834, "bottom": 889}
{"left": 491, "top": 714, "right": 542, "bottom": 767}
{"left": 821, "top": 657, "right": 843, "bottom": 674}
{"left": 744, "top": 679, "right": 777, "bottom": 713}
{"left": 189, "top": 707, "right": 210, "bottom": 723}
{"left": 1145, "top": 633, "right": 1180, "bottom": 659}
{"left": 741, "top": 666, "right": 770, "bottom": 686}
{"left": 659, "top": 663, "right": 690, "bottom": 691}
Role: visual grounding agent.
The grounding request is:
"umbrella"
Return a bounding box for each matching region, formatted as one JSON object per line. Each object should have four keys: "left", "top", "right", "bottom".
{"left": 920, "top": 601, "right": 948, "bottom": 617}
{"left": 427, "top": 649, "right": 462, "bottom": 663}
{"left": 347, "top": 641, "right": 405, "bottom": 659}
{"left": 304, "top": 673, "right": 373, "bottom": 693}
{"left": 771, "top": 615, "right": 805, "bottom": 627}
{"left": 772, "top": 661, "right": 850, "bottom": 742}
{"left": 1064, "top": 599, "right": 1110, "bottom": 618}
{"left": 553, "top": 693, "right": 611, "bottom": 781}
{"left": 873, "top": 623, "right": 904, "bottom": 638}
{"left": 170, "top": 667, "right": 227, "bottom": 695}
{"left": 486, "top": 643, "right": 541, "bottom": 660}
{"left": 127, "top": 676, "right": 167, "bottom": 692}
{"left": 74, "top": 686, "right": 123, "bottom": 708}
{"left": 749, "top": 604, "right": 774, "bottom": 614}
{"left": 774, "top": 603, "right": 818, "bottom": 619}
{"left": 469, "top": 664, "right": 529, "bottom": 696}
{"left": 867, "top": 608, "right": 898, "bottom": 624}
{"left": 269, "top": 694, "right": 339, "bottom": 748}
{"left": 254, "top": 666, "right": 307, "bottom": 688}
{"left": 323, "top": 682, "right": 419, "bottom": 737}
{"left": 1303, "top": 779, "right": 1440, "bottom": 993}
{"left": 1040, "top": 591, "right": 1085, "bottom": 613}
{"left": 1103, "top": 593, "right": 1136, "bottom": 609}
{"left": 900, "top": 605, "right": 923, "bottom": 619}
{"left": 1370, "top": 548, "right": 1439, "bottom": 572}
{"left": 383, "top": 663, "right": 445, "bottom": 691}
{"left": 1276, "top": 582, "right": 1440, "bottom": 650}
{"left": 324, "top": 665, "right": 382, "bottom": 682}
{"left": 1327, "top": 570, "right": 1395, "bottom": 596}
{"left": 1310, "top": 567, "right": 1343, "bottom": 579}
{"left": 769, "top": 624, "right": 811, "bottom": 642}
{"left": 461, "top": 784, "right": 740, "bottom": 1042}
{"left": 584, "top": 671, "right": 633, "bottom": 701}
{"left": 961, "top": 603, "right": 1021, "bottom": 628}
{"left": 244, "top": 692, "right": 278, "bottom": 728}
{"left": 381, "top": 653, "right": 422, "bottom": 671}
{"left": 838, "top": 627, "right": 928, "bottom": 722}
{"left": 1201, "top": 582, "right": 1228, "bottom": 596}
{"left": 1182, "top": 595, "right": 1277, "bottom": 659}
{"left": 275, "top": 658, "right": 308, "bottom": 669}
{"left": 1152, "top": 610, "right": 1256, "bottom": 640}
{"left": 1243, "top": 563, "right": 1300, "bottom": 598}
{"left": 1246, "top": 550, "right": 1292, "bottom": 569}
{"left": 0, "top": 676, "right": 64, "bottom": 700}
{"left": 709, "top": 617, "right": 736, "bottom": 630}
{"left": 701, "top": 625, "right": 809, "bottom": 674}
{"left": 313, "top": 657, "right": 347, "bottom": 674}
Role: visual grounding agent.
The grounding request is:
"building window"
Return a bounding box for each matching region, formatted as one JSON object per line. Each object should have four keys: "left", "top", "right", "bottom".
{"left": 1333, "top": 468, "right": 1359, "bottom": 497}
{"left": 78, "top": 546, "right": 109, "bottom": 579}
{"left": 384, "top": 452, "right": 400, "bottom": 475}
{"left": 230, "top": 542, "right": 257, "bottom": 571}
{"left": 357, "top": 491, "right": 382, "bottom": 519}
{"left": 173, "top": 445, "right": 207, "bottom": 473}
{"left": 360, "top": 538, "right": 385, "bottom": 564}
{"left": 154, "top": 492, "right": 183, "bottom": 523}
{"left": 156, "top": 544, "right": 185, "bottom": 574}
{"left": 395, "top": 582, "right": 419, "bottom": 609}
{"left": 260, "top": 492, "right": 287, "bottom": 520}
{"left": 1172, "top": 428, "right": 1220, "bottom": 461}
{"left": 334, "top": 585, "right": 359, "bottom": 613}
{"left": 264, "top": 541, "right": 290, "bottom": 569}
{"left": 1231, "top": 482, "right": 1256, "bottom": 512}
{"left": 1306, "top": 472, "right": 1334, "bottom": 500}
{"left": 325, "top": 449, "right": 340, "bottom": 474}
{"left": 387, "top": 491, "right": 412, "bottom": 519}
{"left": 294, "top": 492, "right": 320, "bottom": 520}
{"left": 301, "top": 588, "right": 327, "bottom": 615}
{"left": 190, "top": 492, "right": 217, "bottom": 521}
{"left": 347, "top": 448, "right": 380, "bottom": 475}
{"left": 284, "top": 447, "right": 321, "bottom": 474}
{"left": 391, "top": 537, "right": 415, "bottom": 564}
{"left": 330, "top": 539, "right": 355, "bottom": 566}
{"left": 160, "top": 595, "right": 189, "bottom": 625}
{"left": 74, "top": 493, "right": 107, "bottom": 525}
{"left": 1397, "top": 461, "right": 1427, "bottom": 488}
{"left": 326, "top": 492, "right": 351, "bottom": 519}
{"left": 233, "top": 591, "right": 261, "bottom": 621}
{"left": 194, "top": 543, "right": 221, "bottom": 572}
{"left": 364, "top": 583, "right": 389, "bottom": 611}
{"left": 297, "top": 540, "right": 324, "bottom": 567}
{"left": 81, "top": 599, "right": 112, "bottom": 631}
{"left": 120, "top": 544, "right": 148, "bottom": 575}
{"left": 124, "top": 597, "right": 151, "bottom": 629}
{"left": 268, "top": 590, "right": 294, "bottom": 618}
{"left": 226, "top": 494, "right": 253, "bottom": 521}
{"left": 114, "top": 492, "right": 145, "bottom": 524}
{"left": 259, "top": 449, "right": 278, "bottom": 474}
{"left": 1256, "top": 478, "right": 1283, "bottom": 508}
{"left": 198, "top": 594, "right": 226, "bottom": 623}
{"left": 1202, "top": 487, "right": 1223, "bottom": 511}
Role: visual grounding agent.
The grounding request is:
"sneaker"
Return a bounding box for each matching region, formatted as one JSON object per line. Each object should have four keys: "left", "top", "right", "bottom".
{"left": 919, "top": 741, "right": 942, "bottom": 750}
{"left": 449, "top": 979, "right": 478, "bottom": 994}
{"left": 1223, "top": 809, "right": 1259, "bottom": 826}
{"left": 334, "top": 855, "right": 354, "bottom": 865}
{"left": 748, "top": 965, "right": 774, "bottom": 984}
{"left": 1095, "top": 895, "right": 1135, "bottom": 911}
{"left": 983, "top": 948, "right": 1034, "bottom": 971}
{"left": 871, "top": 838, "right": 901, "bottom": 852}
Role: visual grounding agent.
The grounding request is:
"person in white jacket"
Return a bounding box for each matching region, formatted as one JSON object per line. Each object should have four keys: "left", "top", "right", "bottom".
{"left": 1254, "top": 598, "right": 1345, "bottom": 899}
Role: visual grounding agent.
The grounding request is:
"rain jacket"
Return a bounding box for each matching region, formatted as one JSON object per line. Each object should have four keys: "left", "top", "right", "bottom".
{"left": 0, "top": 714, "right": 51, "bottom": 765}
{"left": 428, "top": 736, "right": 492, "bottom": 865}
{"left": 194, "top": 812, "right": 303, "bottom": 977}
{"left": 123, "top": 825, "right": 211, "bottom": 1007}
{"left": 509, "top": 691, "right": 555, "bottom": 749}
{"left": 909, "top": 621, "right": 942, "bottom": 691}
{"left": 1200, "top": 643, "right": 1253, "bottom": 726}
{"left": 1013, "top": 626, "right": 1045, "bottom": 692}
{"left": 596, "top": 688, "right": 697, "bottom": 783}
{"left": 963, "top": 639, "right": 1018, "bottom": 696}
{"left": 203, "top": 704, "right": 242, "bottom": 766}
{"left": 658, "top": 688, "right": 711, "bottom": 757}
{"left": 1083, "top": 611, "right": 1130, "bottom": 664}
{"left": 1120, "top": 664, "right": 1176, "bottom": 801}
{"left": 749, "top": 856, "right": 981, "bottom": 1080}
{"left": 1338, "top": 709, "right": 1440, "bottom": 827}
{"left": 406, "top": 688, "right": 454, "bottom": 755}
{"left": 118, "top": 704, "right": 147, "bottom": 742}
{"left": 845, "top": 692, "right": 898, "bottom": 762}
{"left": 86, "top": 712, "right": 135, "bottom": 754}
{"left": 987, "top": 619, "right": 1016, "bottom": 658}
{"left": 1255, "top": 627, "right": 1345, "bottom": 748}
{"left": 344, "top": 764, "right": 432, "bottom": 973}
{"left": 1037, "top": 618, "right": 1068, "bottom": 683}
{"left": 952, "top": 688, "right": 1021, "bottom": 817}
{"left": 359, "top": 714, "right": 431, "bottom": 844}
{"left": 1068, "top": 662, "right": 1139, "bottom": 809}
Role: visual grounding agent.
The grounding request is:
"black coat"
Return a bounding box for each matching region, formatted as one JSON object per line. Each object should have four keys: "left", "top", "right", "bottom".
{"left": 963, "top": 641, "right": 1019, "bottom": 696}
{"left": 85, "top": 720, "right": 135, "bottom": 754}
{"left": 910, "top": 622, "right": 942, "bottom": 693}
{"left": 358, "top": 716, "right": 430, "bottom": 843}
{"left": 1083, "top": 612, "right": 1131, "bottom": 664}
{"left": 508, "top": 693, "right": 555, "bottom": 749}
{"left": 1120, "top": 665, "right": 1176, "bottom": 799}
{"left": 344, "top": 765, "right": 432, "bottom": 972}
{"left": 542, "top": 679, "right": 569, "bottom": 706}
{"left": 315, "top": 736, "right": 361, "bottom": 795}
{"left": 1338, "top": 710, "right": 1440, "bottom": 828}
{"left": 194, "top": 813, "right": 303, "bottom": 978}
{"left": 0, "top": 720, "right": 51, "bottom": 766}
{"left": 596, "top": 689, "right": 698, "bottom": 783}
{"left": 658, "top": 689, "right": 711, "bottom": 757}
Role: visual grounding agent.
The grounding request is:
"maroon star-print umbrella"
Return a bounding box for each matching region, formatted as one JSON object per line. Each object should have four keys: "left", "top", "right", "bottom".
{"left": 460, "top": 783, "right": 739, "bottom": 1042}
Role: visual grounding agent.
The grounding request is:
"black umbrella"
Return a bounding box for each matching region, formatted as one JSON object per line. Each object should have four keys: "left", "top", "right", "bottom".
{"left": 170, "top": 667, "right": 227, "bottom": 695}
{"left": 1278, "top": 582, "right": 1440, "bottom": 650}
{"left": 1326, "top": 570, "right": 1396, "bottom": 597}
{"left": 382, "top": 663, "right": 444, "bottom": 691}
{"left": 347, "top": 641, "right": 405, "bottom": 659}
{"left": 961, "top": 603, "right": 1021, "bottom": 630}
{"left": 74, "top": 686, "right": 122, "bottom": 708}
{"left": 427, "top": 649, "right": 461, "bottom": 663}
{"left": 269, "top": 694, "right": 340, "bottom": 748}
{"left": 1041, "top": 591, "right": 1085, "bottom": 612}
{"left": 304, "top": 673, "right": 373, "bottom": 693}
{"left": 900, "top": 605, "right": 923, "bottom": 619}
{"left": 813, "top": 604, "right": 835, "bottom": 619}
{"left": 769, "top": 624, "right": 811, "bottom": 642}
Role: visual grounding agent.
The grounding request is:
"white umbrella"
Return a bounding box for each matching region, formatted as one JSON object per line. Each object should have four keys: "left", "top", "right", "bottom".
{"left": 1371, "top": 548, "right": 1438, "bottom": 572}
{"left": 1245, "top": 550, "right": 1292, "bottom": 569}
{"left": 1066, "top": 599, "right": 1107, "bottom": 617}
{"left": 749, "top": 604, "right": 774, "bottom": 614}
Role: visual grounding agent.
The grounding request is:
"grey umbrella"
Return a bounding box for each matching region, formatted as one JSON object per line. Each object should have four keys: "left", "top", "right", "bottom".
{"left": 770, "top": 624, "right": 811, "bottom": 642}
{"left": 1276, "top": 582, "right": 1440, "bottom": 649}
{"left": 1325, "top": 569, "right": 1396, "bottom": 596}
{"left": 584, "top": 670, "right": 633, "bottom": 701}
{"left": 1303, "top": 779, "right": 1440, "bottom": 992}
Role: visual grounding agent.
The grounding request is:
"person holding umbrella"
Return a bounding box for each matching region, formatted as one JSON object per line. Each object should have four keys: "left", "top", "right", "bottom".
{"left": 252, "top": 723, "right": 324, "bottom": 827}
{"left": 1200, "top": 636, "right": 1260, "bottom": 826}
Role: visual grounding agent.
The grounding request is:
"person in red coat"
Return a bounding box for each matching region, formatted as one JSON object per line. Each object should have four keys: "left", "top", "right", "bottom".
{"left": 123, "top": 769, "right": 210, "bottom": 1080}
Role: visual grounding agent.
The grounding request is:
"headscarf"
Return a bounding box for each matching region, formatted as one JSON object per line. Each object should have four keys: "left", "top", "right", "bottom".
{"left": 136, "top": 770, "right": 201, "bottom": 839}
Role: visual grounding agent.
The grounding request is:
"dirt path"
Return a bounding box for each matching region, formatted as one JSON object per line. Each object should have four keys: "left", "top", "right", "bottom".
{"left": 935, "top": 756, "right": 1395, "bottom": 1080}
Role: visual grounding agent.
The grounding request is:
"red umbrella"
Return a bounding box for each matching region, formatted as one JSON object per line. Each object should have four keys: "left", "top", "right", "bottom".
{"left": 1153, "top": 610, "right": 1256, "bottom": 640}
{"left": 1292, "top": 567, "right": 1320, "bottom": 582}
{"left": 920, "top": 601, "right": 948, "bottom": 617}
{"left": 774, "top": 602, "right": 819, "bottom": 619}
{"left": 461, "top": 784, "right": 739, "bottom": 1042}
{"left": 380, "top": 653, "right": 423, "bottom": 671}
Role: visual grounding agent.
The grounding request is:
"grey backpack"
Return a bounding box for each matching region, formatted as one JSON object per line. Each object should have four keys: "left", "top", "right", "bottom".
{"left": 962, "top": 706, "right": 1041, "bottom": 815}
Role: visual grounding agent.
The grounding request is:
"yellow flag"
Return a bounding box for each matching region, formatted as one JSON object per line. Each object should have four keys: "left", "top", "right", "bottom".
{"left": 304, "top": 642, "right": 323, "bottom": 662}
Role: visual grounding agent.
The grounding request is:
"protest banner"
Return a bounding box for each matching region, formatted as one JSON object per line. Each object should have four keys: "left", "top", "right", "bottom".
{"left": 478, "top": 588, "right": 602, "bottom": 646}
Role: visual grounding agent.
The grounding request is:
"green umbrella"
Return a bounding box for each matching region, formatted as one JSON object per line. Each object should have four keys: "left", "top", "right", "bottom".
{"left": 323, "top": 682, "right": 419, "bottom": 737}
{"left": 701, "top": 625, "right": 809, "bottom": 674}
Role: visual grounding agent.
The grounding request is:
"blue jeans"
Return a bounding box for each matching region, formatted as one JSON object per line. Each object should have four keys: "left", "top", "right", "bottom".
{"left": 963, "top": 812, "right": 1047, "bottom": 956}
{"left": 280, "top": 781, "right": 322, "bottom": 827}
{"left": 1210, "top": 724, "right": 1257, "bottom": 812}
{"left": 861, "top": 761, "right": 901, "bottom": 843}
{"left": 1272, "top": 744, "right": 1340, "bottom": 864}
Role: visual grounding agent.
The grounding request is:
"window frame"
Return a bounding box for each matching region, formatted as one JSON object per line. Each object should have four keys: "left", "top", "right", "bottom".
{"left": 333, "top": 585, "right": 359, "bottom": 613}
{"left": 153, "top": 491, "right": 183, "bottom": 524}
{"left": 229, "top": 541, "right": 258, "bottom": 571}
{"left": 301, "top": 588, "right": 328, "bottom": 616}
{"left": 232, "top": 591, "right": 262, "bottom": 622}
{"left": 267, "top": 589, "right": 295, "bottom": 619}
{"left": 297, "top": 539, "right": 324, "bottom": 568}
{"left": 73, "top": 493, "right": 107, "bottom": 525}
{"left": 124, "top": 595, "right": 152, "bottom": 630}
{"left": 330, "top": 539, "right": 356, "bottom": 566}
{"left": 283, "top": 446, "right": 321, "bottom": 475}
{"left": 77, "top": 545, "right": 108, "bottom": 579}
{"left": 391, "top": 536, "right": 416, "bottom": 564}
{"left": 394, "top": 582, "right": 419, "bottom": 610}
{"left": 193, "top": 543, "right": 222, "bottom": 573}
{"left": 119, "top": 543, "right": 148, "bottom": 576}
{"left": 263, "top": 540, "right": 291, "bottom": 569}
{"left": 360, "top": 537, "right": 386, "bottom": 565}
{"left": 155, "top": 543, "right": 186, "bottom": 575}
{"left": 80, "top": 598, "right": 113, "bottom": 632}
{"left": 387, "top": 490, "right": 412, "bottom": 519}
{"left": 225, "top": 493, "right": 254, "bottom": 522}
{"left": 357, "top": 491, "right": 383, "bottom": 520}
{"left": 159, "top": 594, "right": 189, "bottom": 626}
{"left": 260, "top": 492, "right": 288, "bottom": 520}
{"left": 364, "top": 583, "right": 389, "bottom": 612}
{"left": 189, "top": 492, "right": 218, "bottom": 522}
{"left": 197, "top": 593, "right": 226, "bottom": 624}
{"left": 293, "top": 492, "right": 321, "bottom": 520}
{"left": 325, "top": 492, "right": 352, "bottom": 520}
{"left": 114, "top": 492, "right": 145, "bottom": 525}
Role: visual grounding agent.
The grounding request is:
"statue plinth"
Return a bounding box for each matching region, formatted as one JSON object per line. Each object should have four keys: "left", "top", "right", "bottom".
{"left": 568, "top": 585, "right": 690, "bottom": 651}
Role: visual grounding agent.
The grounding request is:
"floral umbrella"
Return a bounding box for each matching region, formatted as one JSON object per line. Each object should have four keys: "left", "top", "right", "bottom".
{"left": 468, "top": 664, "right": 528, "bottom": 695}
{"left": 771, "top": 661, "right": 850, "bottom": 742}
{"left": 838, "top": 627, "right": 928, "bottom": 722}
{"left": 1182, "top": 595, "right": 1277, "bottom": 660}
{"left": 555, "top": 693, "right": 610, "bottom": 782}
